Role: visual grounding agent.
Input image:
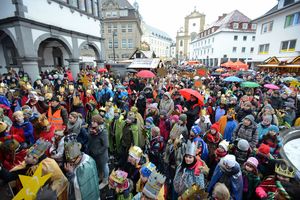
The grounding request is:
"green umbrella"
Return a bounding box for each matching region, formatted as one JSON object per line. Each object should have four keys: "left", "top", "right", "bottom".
{"left": 282, "top": 77, "right": 297, "bottom": 82}
{"left": 240, "top": 81, "right": 260, "bottom": 88}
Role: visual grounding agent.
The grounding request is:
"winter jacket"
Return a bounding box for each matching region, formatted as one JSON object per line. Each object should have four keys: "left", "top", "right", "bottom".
{"left": 242, "top": 170, "right": 260, "bottom": 200}
{"left": 257, "top": 123, "right": 279, "bottom": 141}
{"left": 173, "top": 160, "right": 206, "bottom": 196}
{"left": 159, "top": 92, "right": 174, "bottom": 116}
{"left": 208, "top": 162, "right": 243, "bottom": 200}
{"left": 232, "top": 123, "right": 258, "bottom": 149}
{"left": 10, "top": 121, "right": 34, "bottom": 145}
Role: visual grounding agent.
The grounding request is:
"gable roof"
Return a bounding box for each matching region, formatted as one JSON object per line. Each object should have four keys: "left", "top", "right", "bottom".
{"left": 207, "top": 10, "right": 251, "bottom": 29}
{"left": 102, "top": 0, "right": 135, "bottom": 9}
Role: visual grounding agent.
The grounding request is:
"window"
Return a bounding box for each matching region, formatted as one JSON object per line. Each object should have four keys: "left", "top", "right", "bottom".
{"left": 128, "top": 39, "right": 133, "bottom": 49}
{"left": 258, "top": 44, "right": 270, "bottom": 54}
{"left": 114, "top": 40, "right": 118, "bottom": 49}
{"left": 232, "top": 47, "right": 237, "bottom": 53}
{"left": 250, "top": 47, "right": 254, "bottom": 53}
{"left": 108, "top": 39, "right": 112, "bottom": 48}
{"left": 242, "top": 23, "right": 248, "bottom": 29}
{"left": 251, "top": 24, "right": 257, "bottom": 30}
{"left": 122, "top": 39, "right": 127, "bottom": 49}
{"left": 208, "top": 39, "right": 210, "bottom": 44}
{"left": 243, "top": 36, "right": 247, "bottom": 41}
{"left": 93, "top": 0, "right": 98, "bottom": 16}
{"left": 261, "top": 21, "right": 273, "bottom": 33}
{"left": 284, "top": 0, "right": 295, "bottom": 7}
{"left": 121, "top": 24, "right": 126, "bottom": 32}
{"left": 113, "top": 24, "right": 118, "bottom": 33}
{"left": 107, "top": 23, "right": 112, "bottom": 33}
{"left": 122, "top": 54, "right": 129, "bottom": 58}
{"left": 111, "top": 11, "right": 117, "bottom": 17}
{"left": 211, "top": 48, "right": 214, "bottom": 54}
{"left": 106, "top": 12, "right": 111, "bottom": 17}
{"left": 86, "top": 0, "right": 93, "bottom": 14}
{"left": 242, "top": 47, "right": 246, "bottom": 53}
{"left": 120, "top": 10, "right": 128, "bottom": 17}
{"left": 234, "top": 35, "right": 238, "bottom": 41}
{"left": 79, "top": 0, "right": 85, "bottom": 11}
{"left": 252, "top": 36, "right": 256, "bottom": 41}
{"left": 212, "top": 37, "right": 214, "bottom": 43}
{"left": 285, "top": 12, "right": 300, "bottom": 27}
{"left": 281, "top": 39, "right": 296, "bottom": 52}
{"left": 128, "top": 24, "right": 133, "bottom": 32}
{"left": 69, "top": 0, "right": 78, "bottom": 8}
{"left": 180, "top": 40, "right": 183, "bottom": 47}
{"left": 233, "top": 23, "right": 239, "bottom": 29}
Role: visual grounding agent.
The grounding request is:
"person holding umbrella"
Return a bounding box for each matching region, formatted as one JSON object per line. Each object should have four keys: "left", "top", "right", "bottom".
{"left": 183, "top": 94, "right": 201, "bottom": 131}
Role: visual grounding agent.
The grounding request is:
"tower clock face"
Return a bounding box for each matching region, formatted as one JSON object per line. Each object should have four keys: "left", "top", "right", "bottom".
{"left": 284, "top": 138, "right": 300, "bottom": 170}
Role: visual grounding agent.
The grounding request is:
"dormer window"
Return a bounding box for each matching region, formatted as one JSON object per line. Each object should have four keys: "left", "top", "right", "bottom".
{"left": 233, "top": 23, "right": 239, "bottom": 29}
{"left": 242, "top": 23, "right": 248, "bottom": 29}
{"left": 284, "top": 0, "right": 295, "bottom": 7}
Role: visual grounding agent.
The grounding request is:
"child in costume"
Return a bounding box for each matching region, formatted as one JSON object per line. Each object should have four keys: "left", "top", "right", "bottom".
{"left": 133, "top": 171, "right": 166, "bottom": 200}
{"left": 173, "top": 140, "right": 208, "bottom": 197}
{"left": 109, "top": 169, "right": 133, "bottom": 200}
{"left": 255, "top": 159, "right": 295, "bottom": 199}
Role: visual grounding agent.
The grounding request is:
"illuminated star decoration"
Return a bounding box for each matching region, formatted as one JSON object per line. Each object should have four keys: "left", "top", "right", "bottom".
{"left": 13, "top": 163, "right": 52, "bottom": 200}
{"left": 79, "top": 74, "right": 92, "bottom": 89}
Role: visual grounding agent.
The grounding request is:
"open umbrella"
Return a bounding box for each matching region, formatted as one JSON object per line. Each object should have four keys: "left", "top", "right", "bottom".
{"left": 136, "top": 70, "right": 156, "bottom": 78}
{"left": 179, "top": 88, "right": 204, "bottom": 106}
{"left": 223, "top": 76, "right": 244, "bottom": 82}
{"left": 240, "top": 81, "right": 260, "bottom": 88}
{"left": 282, "top": 77, "right": 297, "bottom": 82}
{"left": 98, "top": 68, "right": 108, "bottom": 73}
{"left": 126, "top": 69, "right": 137, "bottom": 73}
{"left": 264, "top": 83, "right": 280, "bottom": 90}
{"left": 215, "top": 68, "right": 225, "bottom": 72}
{"left": 221, "top": 73, "right": 231, "bottom": 77}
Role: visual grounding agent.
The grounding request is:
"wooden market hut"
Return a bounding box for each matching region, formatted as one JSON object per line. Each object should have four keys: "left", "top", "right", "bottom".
{"left": 257, "top": 56, "right": 300, "bottom": 74}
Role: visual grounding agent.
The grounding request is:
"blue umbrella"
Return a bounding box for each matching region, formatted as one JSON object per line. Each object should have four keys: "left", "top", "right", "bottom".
{"left": 223, "top": 76, "right": 244, "bottom": 82}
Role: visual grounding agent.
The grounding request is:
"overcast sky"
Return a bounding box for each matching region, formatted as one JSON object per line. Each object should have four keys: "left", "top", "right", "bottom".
{"left": 128, "top": 0, "right": 278, "bottom": 40}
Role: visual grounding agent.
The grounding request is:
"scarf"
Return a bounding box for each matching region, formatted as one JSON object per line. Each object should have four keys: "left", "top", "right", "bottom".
{"left": 67, "top": 117, "right": 82, "bottom": 135}
{"left": 215, "top": 148, "right": 227, "bottom": 160}
{"left": 206, "top": 132, "right": 220, "bottom": 143}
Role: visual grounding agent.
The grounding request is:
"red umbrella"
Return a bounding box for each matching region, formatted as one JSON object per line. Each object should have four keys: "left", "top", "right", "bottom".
{"left": 264, "top": 83, "right": 280, "bottom": 90}
{"left": 179, "top": 88, "right": 204, "bottom": 106}
{"left": 136, "top": 70, "right": 156, "bottom": 78}
{"left": 98, "top": 68, "right": 108, "bottom": 73}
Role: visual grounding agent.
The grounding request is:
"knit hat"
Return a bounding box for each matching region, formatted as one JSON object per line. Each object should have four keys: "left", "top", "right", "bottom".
{"left": 12, "top": 111, "right": 23, "bottom": 119}
{"left": 245, "top": 157, "right": 259, "bottom": 172}
{"left": 179, "top": 114, "right": 187, "bottom": 122}
{"left": 175, "top": 105, "right": 183, "bottom": 113}
{"left": 243, "top": 114, "right": 255, "bottom": 124}
{"left": 0, "top": 121, "right": 8, "bottom": 133}
{"left": 142, "top": 172, "right": 166, "bottom": 199}
{"left": 268, "top": 126, "right": 279, "bottom": 133}
{"left": 219, "top": 140, "right": 229, "bottom": 152}
{"left": 22, "top": 105, "right": 33, "bottom": 118}
{"left": 211, "top": 122, "right": 220, "bottom": 133}
{"left": 148, "top": 103, "right": 158, "bottom": 109}
{"left": 160, "top": 110, "right": 167, "bottom": 116}
{"left": 222, "top": 154, "right": 236, "bottom": 168}
{"left": 170, "top": 115, "right": 179, "bottom": 123}
{"left": 146, "top": 117, "right": 154, "bottom": 124}
{"left": 258, "top": 143, "right": 270, "bottom": 156}
{"left": 140, "top": 162, "right": 156, "bottom": 178}
{"left": 92, "top": 114, "right": 103, "bottom": 124}
{"left": 237, "top": 139, "right": 250, "bottom": 151}
{"left": 262, "top": 115, "right": 272, "bottom": 123}
{"left": 191, "top": 125, "right": 202, "bottom": 135}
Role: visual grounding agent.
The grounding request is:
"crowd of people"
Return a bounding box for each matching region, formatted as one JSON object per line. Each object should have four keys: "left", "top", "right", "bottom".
{"left": 0, "top": 66, "right": 299, "bottom": 200}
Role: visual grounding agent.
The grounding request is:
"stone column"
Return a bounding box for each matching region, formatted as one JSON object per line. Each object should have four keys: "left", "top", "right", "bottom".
{"left": 66, "top": 58, "right": 80, "bottom": 80}
{"left": 19, "top": 57, "right": 40, "bottom": 81}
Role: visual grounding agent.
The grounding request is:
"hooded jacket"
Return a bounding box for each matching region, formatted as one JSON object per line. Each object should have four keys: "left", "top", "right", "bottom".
{"left": 159, "top": 92, "right": 174, "bottom": 116}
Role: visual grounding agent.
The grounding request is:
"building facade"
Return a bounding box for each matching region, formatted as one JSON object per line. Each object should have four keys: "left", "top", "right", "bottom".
{"left": 101, "top": 0, "right": 142, "bottom": 62}
{"left": 0, "top": 0, "right": 104, "bottom": 80}
{"left": 141, "top": 22, "right": 173, "bottom": 59}
{"left": 176, "top": 9, "right": 205, "bottom": 61}
{"left": 170, "top": 43, "right": 176, "bottom": 59}
{"left": 251, "top": 0, "right": 300, "bottom": 65}
{"left": 190, "top": 10, "right": 256, "bottom": 67}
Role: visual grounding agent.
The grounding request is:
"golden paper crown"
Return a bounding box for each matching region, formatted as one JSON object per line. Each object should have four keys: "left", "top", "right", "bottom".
{"left": 201, "top": 109, "right": 207, "bottom": 116}
{"left": 129, "top": 146, "right": 143, "bottom": 160}
{"left": 275, "top": 159, "right": 295, "bottom": 178}
{"left": 59, "top": 86, "right": 65, "bottom": 93}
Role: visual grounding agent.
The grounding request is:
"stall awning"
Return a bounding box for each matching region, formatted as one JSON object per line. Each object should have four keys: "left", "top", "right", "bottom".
{"left": 127, "top": 58, "right": 161, "bottom": 69}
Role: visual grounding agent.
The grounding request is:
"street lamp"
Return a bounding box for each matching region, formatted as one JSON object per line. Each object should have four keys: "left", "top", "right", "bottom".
{"left": 112, "top": 31, "right": 117, "bottom": 62}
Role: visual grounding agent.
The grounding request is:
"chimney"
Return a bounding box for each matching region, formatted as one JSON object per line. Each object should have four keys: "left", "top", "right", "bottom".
{"left": 218, "top": 16, "right": 222, "bottom": 20}
{"left": 222, "top": 13, "right": 227, "bottom": 18}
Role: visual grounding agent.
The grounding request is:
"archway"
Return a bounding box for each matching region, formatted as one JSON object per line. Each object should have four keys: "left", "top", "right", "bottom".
{"left": 0, "top": 30, "right": 19, "bottom": 73}
{"left": 78, "top": 41, "right": 101, "bottom": 69}
{"left": 37, "top": 38, "right": 72, "bottom": 71}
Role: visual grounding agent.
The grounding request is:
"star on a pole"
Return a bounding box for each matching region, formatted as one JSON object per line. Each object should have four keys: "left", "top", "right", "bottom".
{"left": 13, "top": 163, "right": 52, "bottom": 200}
